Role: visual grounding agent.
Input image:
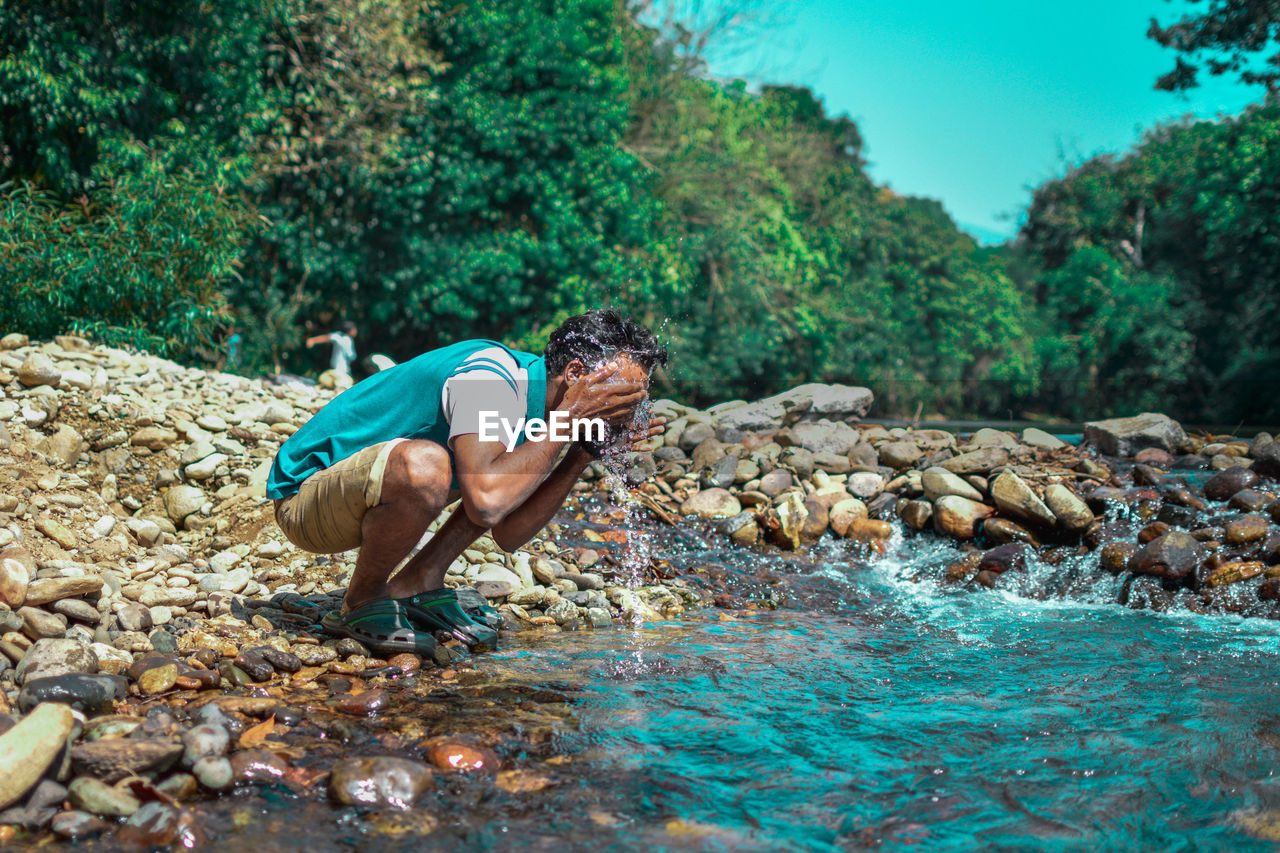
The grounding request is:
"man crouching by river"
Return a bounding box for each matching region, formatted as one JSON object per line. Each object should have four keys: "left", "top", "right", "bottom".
{"left": 265, "top": 310, "right": 667, "bottom": 658}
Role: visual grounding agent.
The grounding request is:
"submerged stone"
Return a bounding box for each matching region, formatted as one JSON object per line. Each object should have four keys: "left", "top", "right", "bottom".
{"left": 329, "top": 757, "right": 434, "bottom": 808}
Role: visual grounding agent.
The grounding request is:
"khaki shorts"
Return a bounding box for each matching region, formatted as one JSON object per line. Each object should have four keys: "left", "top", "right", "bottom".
{"left": 273, "top": 439, "right": 405, "bottom": 553}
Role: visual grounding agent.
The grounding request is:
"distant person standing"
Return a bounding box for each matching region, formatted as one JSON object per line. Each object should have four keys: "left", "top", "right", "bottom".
{"left": 307, "top": 321, "right": 357, "bottom": 389}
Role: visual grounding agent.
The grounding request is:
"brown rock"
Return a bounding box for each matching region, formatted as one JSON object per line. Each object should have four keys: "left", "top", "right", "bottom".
{"left": 35, "top": 517, "right": 77, "bottom": 550}
{"left": 842, "top": 519, "right": 893, "bottom": 542}
{"left": 978, "top": 544, "right": 1026, "bottom": 575}
{"left": 983, "top": 517, "right": 1039, "bottom": 546}
{"left": 0, "top": 557, "right": 28, "bottom": 609}
{"left": 899, "top": 499, "right": 932, "bottom": 530}
{"left": 422, "top": 739, "right": 499, "bottom": 773}
{"left": 71, "top": 739, "right": 182, "bottom": 784}
{"left": 878, "top": 441, "right": 922, "bottom": 469}
{"left": 1138, "top": 522, "right": 1170, "bottom": 544}
{"left": 1203, "top": 561, "right": 1265, "bottom": 589}
{"left": 1225, "top": 514, "right": 1270, "bottom": 545}
{"left": 932, "top": 496, "right": 996, "bottom": 539}
{"left": 335, "top": 688, "right": 390, "bottom": 716}
{"left": 940, "top": 448, "right": 1010, "bottom": 475}
{"left": 990, "top": 472, "right": 1056, "bottom": 527}
{"left": 1083, "top": 413, "right": 1187, "bottom": 456}
{"left": 1128, "top": 531, "right": 1206, "bottom": 581}
{"left": 679, "top": 488, "right": 741, "bottom": 520}
{"left": 136, "top": 664, "right": 178, "bottom": 696}
{"left": 800, "top": 497, "right": 830, "bottom": 544}
{"left": 1204, "top": 467, "right": 1259, "bottom": 502}
{"left": 757, "top": 469, "right": 793, "bottom": 497}
{"left": 1134, "top": 447, "right": 1175, "bottom": 467}
{"left": 1100, "top": 542, "right": 1138, "bottom": 574}
{"left": 1043, "top": 484, "right": 1094, "bottom": 534}
{"left": 24, "top": 576, "right": 102, "bottom": 606}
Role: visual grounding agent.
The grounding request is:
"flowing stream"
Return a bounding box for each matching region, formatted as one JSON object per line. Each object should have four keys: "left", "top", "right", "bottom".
{"left": 122, "top": 506, "right": 1280, "bottom": 852}
{"left": 469, "top": 529, "right": 1280, "bottom": 851}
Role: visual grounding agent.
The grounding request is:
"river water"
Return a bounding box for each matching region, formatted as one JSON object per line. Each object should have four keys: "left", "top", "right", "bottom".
{"left": 473, "top": 531, "right": 1280, "bottom": 851}
{"left": 85, "top": 520, "right": 1280, "bottom": 852}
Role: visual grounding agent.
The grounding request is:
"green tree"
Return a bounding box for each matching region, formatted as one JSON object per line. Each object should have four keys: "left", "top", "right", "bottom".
{"left": 1149, "top": 0, "right": 1280, "bottom": 94}
{"left": 0, "top": 0, "right": 273, "bottom": 356}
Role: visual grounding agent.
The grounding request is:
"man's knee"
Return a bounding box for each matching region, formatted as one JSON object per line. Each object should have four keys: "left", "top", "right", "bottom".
{"left": 385, "top": 441, "right": 451, "bottom": 505}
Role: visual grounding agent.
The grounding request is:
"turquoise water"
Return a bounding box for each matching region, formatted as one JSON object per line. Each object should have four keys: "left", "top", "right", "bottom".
{"left": 495, "top": 535, "right": 1280, "bottom": 851}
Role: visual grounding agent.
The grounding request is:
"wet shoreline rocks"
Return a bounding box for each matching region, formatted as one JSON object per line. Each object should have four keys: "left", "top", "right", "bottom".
{"left": 0, "top": 333, "right": 1277, "bottom": 846}
{"left": 624, "top": 401, "right": 1279, "bottom": 619}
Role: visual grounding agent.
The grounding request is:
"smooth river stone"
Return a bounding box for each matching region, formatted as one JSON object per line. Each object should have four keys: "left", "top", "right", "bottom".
{"left": 329, "top": 757, "right": 434, "bottom": 808}
{"left": 680, "top": 488, "right": 741, "bottom": 520}
{"left": 932, "top": 496, "right": 996, "bottom": 539}
{"left": 990, "top": 472, "right": 1056, "bottom": 527}
{"left": 1225, "top": 514, "right": 1270, "bottom": 545}
{"left": 71, "top": 738, "right": 183, "bottom": 783}
{"left": 24, "top": 576, "right": 103, "bottom": 606}
{"left": 1043, "top": 484, "right": 1094, "bottom": 533}
{"left": 1128, "top": 531, "right": 1206, "bottom": 581}
{"left": 921, "top": 466, "right": 985, "bottom": 503}
{"left": 0, "top": 703, "right": 77, "bottom": 809}
{"left": 15, "top": 638, "right": 98, "bottom": 683}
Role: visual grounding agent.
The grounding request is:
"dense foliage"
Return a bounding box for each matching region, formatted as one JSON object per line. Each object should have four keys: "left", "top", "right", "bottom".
{"left": 1, "top": 0, "right": 1276, "bottom": 422}
{"left": 1017, "top": 104, "right": 1280, "bottom": 423}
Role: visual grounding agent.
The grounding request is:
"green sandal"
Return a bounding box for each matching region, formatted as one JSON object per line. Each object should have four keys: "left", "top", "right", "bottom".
{"left": 397, "top": 588, "right": 499, "bottom": 651}
{"left": 321, "top": 599, "right": 445, "bottom": 658}
{"left": 455, "top": 587, "right": 503, "bottom": 632}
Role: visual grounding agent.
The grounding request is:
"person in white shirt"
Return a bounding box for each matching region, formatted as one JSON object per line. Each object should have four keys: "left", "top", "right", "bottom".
{"left": 306, "top": 321, "right": 358, "bottom": 378}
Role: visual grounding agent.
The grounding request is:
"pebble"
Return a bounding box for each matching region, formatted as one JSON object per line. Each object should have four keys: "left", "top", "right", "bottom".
{"left": 335, "top": 688, "right": 390, "bottom": 716}
{"left": 193, "top": 756, "right": 234, "bottom": 790}
{"left": 67, "top": 777, "right": 140, "bottom": 817}
{"left": 137, "top": 663, "right": 178, "bottom": 695}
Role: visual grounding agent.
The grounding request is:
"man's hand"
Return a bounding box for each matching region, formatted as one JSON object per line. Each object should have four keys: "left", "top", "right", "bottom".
{"left": 556, "top": 361, "right": 648, "bottom": 426}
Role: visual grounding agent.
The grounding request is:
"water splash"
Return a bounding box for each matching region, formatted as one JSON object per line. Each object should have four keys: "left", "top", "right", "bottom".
{"left": 594, "top": 398, "right": 656, "bottom": 599}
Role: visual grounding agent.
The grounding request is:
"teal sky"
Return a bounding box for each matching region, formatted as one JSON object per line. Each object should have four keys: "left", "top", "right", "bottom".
{"left": 706, "top": 0, "right": 1262, "bottom": 243}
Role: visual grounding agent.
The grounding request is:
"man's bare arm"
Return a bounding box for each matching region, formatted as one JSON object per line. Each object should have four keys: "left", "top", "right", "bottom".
{"left": 452, "top": 362, "right": 646, "bottom": 528}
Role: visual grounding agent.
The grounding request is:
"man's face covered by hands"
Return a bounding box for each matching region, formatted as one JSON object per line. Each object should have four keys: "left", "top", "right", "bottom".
{"left": 564, "top": 353, "right": 661, "bottom": 457}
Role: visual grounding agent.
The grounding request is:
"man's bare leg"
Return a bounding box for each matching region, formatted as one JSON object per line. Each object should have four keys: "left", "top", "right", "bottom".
{"left": 342, "top": 440, "right": 454, "bottom": 612}
{"left": 385, "top": 507, "right": 487, "bottom": 598}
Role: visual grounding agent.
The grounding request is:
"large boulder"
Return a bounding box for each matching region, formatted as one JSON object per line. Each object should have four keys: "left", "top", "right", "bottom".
{"left": 1084, "top": 413, "right": 1187, "bottom": 457}
{"left": 714, "top": 384, "right": 873, "bottom": 431}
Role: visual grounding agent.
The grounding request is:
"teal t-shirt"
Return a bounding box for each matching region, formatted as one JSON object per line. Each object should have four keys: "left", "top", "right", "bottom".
{"left": 266, "top": 340, "right": 547, "bottom": 500}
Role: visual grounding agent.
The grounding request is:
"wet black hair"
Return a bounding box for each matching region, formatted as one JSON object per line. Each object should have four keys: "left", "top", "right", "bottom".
{"left": 544, "top": 309, "right": 668, "bottom": 376}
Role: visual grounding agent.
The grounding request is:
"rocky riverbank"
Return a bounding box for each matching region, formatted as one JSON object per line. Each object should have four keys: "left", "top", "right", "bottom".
{"left": 0, "top": 333, "right": 1276, "bottom": 847}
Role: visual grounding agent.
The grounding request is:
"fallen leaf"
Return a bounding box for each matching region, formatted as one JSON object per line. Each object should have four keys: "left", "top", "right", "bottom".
{"left": 239, "top": 715, "right": 276, "bottom": 748}
{"left": 583, "top": 530, "right": 605, "bottom": 542}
